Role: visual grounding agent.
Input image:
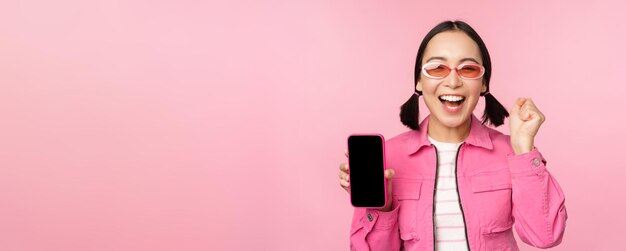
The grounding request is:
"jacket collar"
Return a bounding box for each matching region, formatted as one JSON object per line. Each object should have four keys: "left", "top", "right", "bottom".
{"left": 406, "top": 114, "right": 493, "bottom": 155}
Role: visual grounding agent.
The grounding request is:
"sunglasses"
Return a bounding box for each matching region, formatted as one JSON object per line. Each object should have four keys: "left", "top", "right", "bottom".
{"left": 421, "top": 62, "right": 485, "bottom": 80}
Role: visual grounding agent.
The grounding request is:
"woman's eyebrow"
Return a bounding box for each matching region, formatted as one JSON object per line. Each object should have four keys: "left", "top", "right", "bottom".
{"left": 459, "top": 57, "right": 480, "bottom": 64}
{"left": 425, "top": 56, "right": 481, "bottom": 64}
{"left": 425, "top": 56, "right": 446, "bottom": 62}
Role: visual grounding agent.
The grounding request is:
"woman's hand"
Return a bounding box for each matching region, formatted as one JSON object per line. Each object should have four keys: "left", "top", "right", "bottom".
{"left": 509, "top": 97, "right": 545, "bottom": 155}
{"left": 339, "top": 149, "right": 395, "bottom": 211}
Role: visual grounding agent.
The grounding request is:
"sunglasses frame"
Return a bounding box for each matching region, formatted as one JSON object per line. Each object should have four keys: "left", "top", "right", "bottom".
{"left": 421, "top": 62, "right": 485, "bottom": 80}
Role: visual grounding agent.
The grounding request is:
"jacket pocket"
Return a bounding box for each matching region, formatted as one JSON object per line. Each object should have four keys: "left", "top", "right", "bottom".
{"left": 470, "top": 169, "right": 512, "bottom": 193}
{"left": 481, "top": 220, "right": 515, "bottom": 251}
{"left": 481, "top": 219, "right": 513, "bottom": 235}
{"left": 469, "top": 169, "right": 513, "bottom": 234}
{"left": 394, "top": 179, "right": 422, "bottom": 200}
{"left": 393, "top": 179, "right": 422, "bottom": 242}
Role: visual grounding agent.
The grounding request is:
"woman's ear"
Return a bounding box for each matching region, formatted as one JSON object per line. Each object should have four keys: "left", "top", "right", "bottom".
{"left": 481, "top": 82, "right": 487, "bottom": 93}
{"left": 415, "top": 81, "right": 423, "bottom": 92}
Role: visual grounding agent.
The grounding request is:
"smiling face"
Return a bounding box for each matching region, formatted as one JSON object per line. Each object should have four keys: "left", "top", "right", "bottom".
{"left": 416, "top": 30, "right": 487, "bottom": 129}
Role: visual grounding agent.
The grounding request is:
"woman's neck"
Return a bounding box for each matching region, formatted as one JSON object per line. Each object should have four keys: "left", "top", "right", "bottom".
{"left": 427, "top": 115, "right": 471, "bottom": 143}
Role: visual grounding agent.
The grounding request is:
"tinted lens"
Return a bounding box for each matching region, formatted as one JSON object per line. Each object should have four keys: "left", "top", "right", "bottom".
{"left": 423, "top": 64, "right": 451, "bottom": 78}
{"left": 458, "top": 65, "right": 483, "bottom": 78}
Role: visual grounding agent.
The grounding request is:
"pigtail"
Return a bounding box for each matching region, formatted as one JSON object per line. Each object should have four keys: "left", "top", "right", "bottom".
{"left": 400, "top": 92, "right": 421, "bottom": 130}
{"left": 481, "top": 92, "right": 509, "bottom": 127}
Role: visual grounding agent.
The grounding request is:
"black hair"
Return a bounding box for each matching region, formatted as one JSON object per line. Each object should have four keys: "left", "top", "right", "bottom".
{"left": 400, "top": 20, "right": 509, "bottom": 130}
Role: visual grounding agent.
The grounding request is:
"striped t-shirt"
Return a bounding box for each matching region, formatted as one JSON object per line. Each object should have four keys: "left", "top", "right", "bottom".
{"left": 428, "top": 135, "right": 469, "bottom": 251}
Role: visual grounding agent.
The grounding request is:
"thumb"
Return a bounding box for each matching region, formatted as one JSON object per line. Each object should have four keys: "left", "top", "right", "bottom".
{"left": 385, "top": 169, "right": 395, "bottom": 194}
{"left": 511, "top": 97, "right": 527, "bottom": 114}
{"left": 385, "top": 169, "right": 395, "bottom": 180}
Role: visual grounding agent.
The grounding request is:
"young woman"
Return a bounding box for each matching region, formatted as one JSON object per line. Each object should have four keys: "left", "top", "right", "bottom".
{"left": 338, "top": 20, "right": 567, "bottom": 251}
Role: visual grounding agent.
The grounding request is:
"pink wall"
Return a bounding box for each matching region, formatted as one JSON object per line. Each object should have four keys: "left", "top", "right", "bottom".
{"left": 1, "top": 0, "right": 624, "bottom": 250}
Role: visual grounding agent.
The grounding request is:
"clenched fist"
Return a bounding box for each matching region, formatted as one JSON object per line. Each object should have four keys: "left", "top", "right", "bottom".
{"left": 509, "top": 97, "right": 545, "bottom": 155}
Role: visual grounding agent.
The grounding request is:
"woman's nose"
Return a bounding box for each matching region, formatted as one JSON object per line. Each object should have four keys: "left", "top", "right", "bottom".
{"left": 444, "top": 69, "right": 463, "bottom": 88}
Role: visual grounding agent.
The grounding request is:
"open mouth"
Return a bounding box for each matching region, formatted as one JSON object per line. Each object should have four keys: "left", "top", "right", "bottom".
{"left": 438, "top": 95, "right": 466, "bottom": 107}
{"left": 438, "top": 94, "right": 466, "bottom": 113}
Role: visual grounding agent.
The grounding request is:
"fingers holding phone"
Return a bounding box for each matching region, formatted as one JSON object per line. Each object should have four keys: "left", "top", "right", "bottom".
{"left": 339, "top": 161, "right": 350, "bottom": 193}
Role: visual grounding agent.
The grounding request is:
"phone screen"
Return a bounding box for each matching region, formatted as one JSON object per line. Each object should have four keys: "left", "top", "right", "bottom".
{"left": 348, "top": 135, "right": 386, "bottom": 208}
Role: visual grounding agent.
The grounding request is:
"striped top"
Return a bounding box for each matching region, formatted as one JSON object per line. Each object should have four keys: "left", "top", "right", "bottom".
{"left": 428, "top": 135, "right": 469, "bottom": 251}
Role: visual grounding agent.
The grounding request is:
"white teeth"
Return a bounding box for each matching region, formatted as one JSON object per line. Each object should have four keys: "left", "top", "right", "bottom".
{"left": 439, "top": 95, "right": 465, "bottom": 102}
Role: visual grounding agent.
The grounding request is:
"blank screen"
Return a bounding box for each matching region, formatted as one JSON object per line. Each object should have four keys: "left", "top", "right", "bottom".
{"left": 348, "top": 135, "right": 385, "bottom": 207}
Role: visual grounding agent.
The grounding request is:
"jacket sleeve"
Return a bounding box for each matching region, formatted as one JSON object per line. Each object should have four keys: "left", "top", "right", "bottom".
{"left": 349, "top": 198, "right": 401, "bottom": 251}
{"left": 506, "top": 147, "right": 568, "bottom": 248}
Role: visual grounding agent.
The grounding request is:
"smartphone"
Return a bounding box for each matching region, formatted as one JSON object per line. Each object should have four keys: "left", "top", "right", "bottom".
{"left": 347, "top": 134, "right": 387, "bottom": 208}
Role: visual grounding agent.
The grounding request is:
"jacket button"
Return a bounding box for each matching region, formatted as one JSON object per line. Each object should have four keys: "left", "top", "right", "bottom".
{"left": 367, "top": 214, "right": 373, "bottom": 222}
{"left": 533, "top": 158, "right": 541, "bottom": 167}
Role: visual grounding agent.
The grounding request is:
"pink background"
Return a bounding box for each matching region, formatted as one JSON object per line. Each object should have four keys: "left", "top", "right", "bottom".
{"left": 1, "top": 0, "right": 624, "bottom": 250}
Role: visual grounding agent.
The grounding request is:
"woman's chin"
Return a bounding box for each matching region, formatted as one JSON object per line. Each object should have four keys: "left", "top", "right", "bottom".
{"left": 432, "top": 111, "right": 470, "bottom": 128}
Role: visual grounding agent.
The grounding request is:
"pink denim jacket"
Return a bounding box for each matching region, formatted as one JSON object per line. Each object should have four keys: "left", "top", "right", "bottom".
{"left": 350, "top": 114, "right": 567, "bottom": 251}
